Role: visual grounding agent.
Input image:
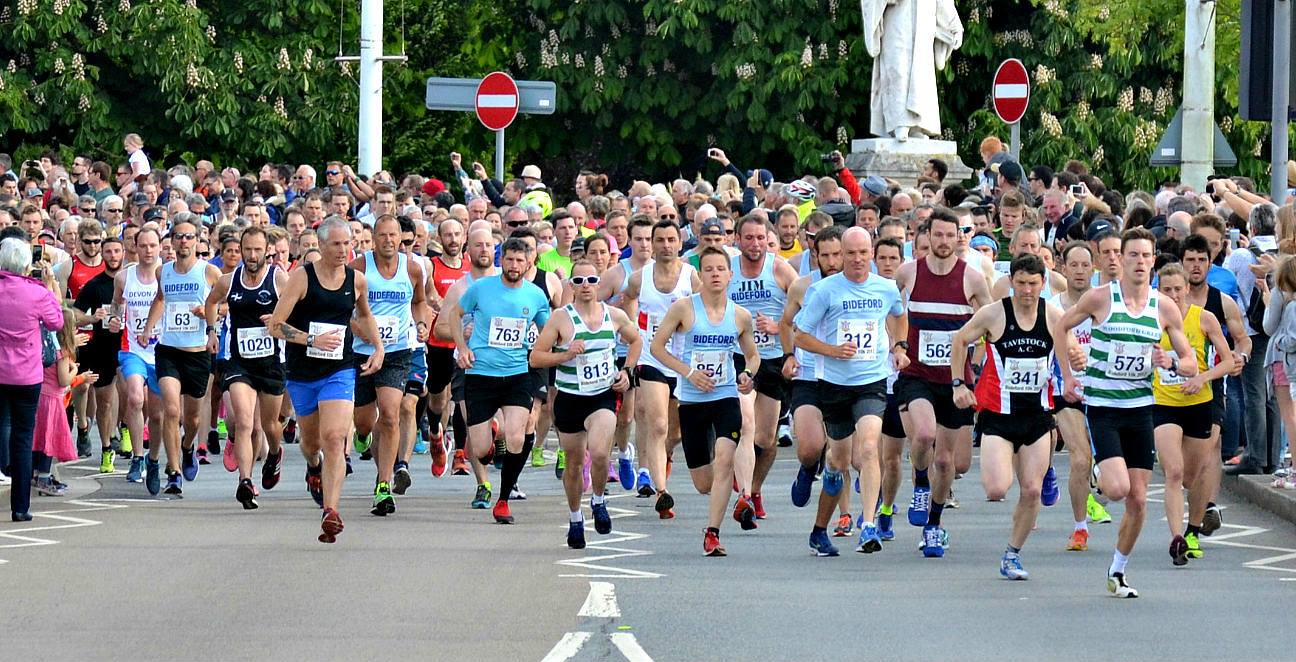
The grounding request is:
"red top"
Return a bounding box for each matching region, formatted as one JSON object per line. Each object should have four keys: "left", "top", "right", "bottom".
{"left": 902, "top": 258, "right": 974, "bottom": 384}
{"left": 68, "top": 255, "right": 105, "bottom": 300}
{"left": 428, "top": 255, "right": 470, "bottom": 349}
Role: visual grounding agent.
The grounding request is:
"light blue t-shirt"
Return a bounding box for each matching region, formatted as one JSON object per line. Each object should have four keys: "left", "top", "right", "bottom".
{"left": 459, "top": 275, "right": 551, "bottom": 377}
{"left": 793, "top": 272, "right": 903, "bottom": 386}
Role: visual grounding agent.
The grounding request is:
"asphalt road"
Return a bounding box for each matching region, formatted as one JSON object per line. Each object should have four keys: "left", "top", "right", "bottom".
{"left": 2, "top": 436, "right": 1294, "bottom": 662}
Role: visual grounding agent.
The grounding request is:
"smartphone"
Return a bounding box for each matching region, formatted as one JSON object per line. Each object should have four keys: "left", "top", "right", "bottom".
{"left": 32, "top": 244, "right": 44, "bottom": 263}
{"left": 1229, "top": 228, "right": 1240, "bottom": 249}
{"left": 30, "top": 267, "right": 43, "bottom": 280}
{"left": 1069, "top": 184, "right": 1085, "bottom": 196}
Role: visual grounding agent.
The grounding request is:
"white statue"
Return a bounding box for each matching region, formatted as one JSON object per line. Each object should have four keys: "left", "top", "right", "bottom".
{"left": 861, "top": 0, "right": 963, "bottom": 141}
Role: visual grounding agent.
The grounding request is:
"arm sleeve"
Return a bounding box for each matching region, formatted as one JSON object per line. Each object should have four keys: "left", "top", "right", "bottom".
{"left": 838, "top": 167, "right": 861, "bottom": 205}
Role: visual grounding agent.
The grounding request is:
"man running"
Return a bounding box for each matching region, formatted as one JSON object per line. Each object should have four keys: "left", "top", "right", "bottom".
{"left": 651, "top": 246, "right": 761, "bottom": 556}
{"left": 1053, "top": 227, "right": 1197, "bottom": 597}
{"left": 267, "top": 217, "right": 384, "bottom": 542}
{"left": 425, "top": 218, "right": 468, "bottom": 477}
{"left": 874, "top": 236, "right": 909, "bottom": 543}
{"left": 59, "top": 218, "right": 107, "bottom": 457}
{"left": 530, "top": 259, "right": 642, "bottom": 548}
{"left": 73, "top": 235, "right": 124, "bottom": 473}
{"left": 111, "top": 226, "right": 164, "bottom": 490}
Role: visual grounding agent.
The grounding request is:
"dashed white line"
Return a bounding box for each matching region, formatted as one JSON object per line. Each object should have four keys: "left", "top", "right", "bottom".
{"left": 578, "top": 581, "right": 621, "bottom": 618}
{"left": 540, "top": 632, "right": 591, "bottom": 662}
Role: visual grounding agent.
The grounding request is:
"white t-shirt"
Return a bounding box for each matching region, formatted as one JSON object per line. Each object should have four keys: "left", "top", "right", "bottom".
{"left": 128, "top": 149, "right": 150, "bottom": 177}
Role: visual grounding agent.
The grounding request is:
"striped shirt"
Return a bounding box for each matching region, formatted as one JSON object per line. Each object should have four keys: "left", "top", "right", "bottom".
{"left": 555, "top": 303, "right": 619, "bottom": 396}
{"left": 902, "top": 258, "right": 974, "bottom": 384}
{"left": 1084, "top": 282, "right": 1162, "bottom": 408}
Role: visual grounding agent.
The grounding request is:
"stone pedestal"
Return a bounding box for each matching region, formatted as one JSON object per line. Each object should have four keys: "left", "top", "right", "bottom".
{"left": 845, "top": 138, "right": 974, "bottom": 188}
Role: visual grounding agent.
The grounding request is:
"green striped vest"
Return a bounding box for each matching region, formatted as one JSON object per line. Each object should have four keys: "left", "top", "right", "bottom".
{"left": 1084, "top": 282, "right": 1162, "bottom": 408}
{"left": 555, "top": 303, "right": 619, "bottom": 395}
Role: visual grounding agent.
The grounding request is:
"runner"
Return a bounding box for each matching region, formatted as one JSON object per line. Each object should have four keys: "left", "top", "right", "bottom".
{"left": 618, "top": 220, "right": 701, "bottom": 519}
{"left": 71, "top": 235, "right": 123, "bottom": 472}
{"left": 1053, "top": 227, "right": 1197, "bottom": 597}
{"left": 988, "top": 225, "right": 1067, "bottom": 300}
{"left": 139, "top": 217, "right": 222, "bottom": 496}
{"left": 508, "top": 227, "right": 563, "bottom": 492}
{"left": 442, "top": 236, "right": 552, "bottom": 525}
{"left": 426, "top": 219, "right": 470, "bottom": 477}
{"left": 111, "top": 226, "right": 163, "bottom": 490}
{"left": 394, "top": 215, "right": 434, "bottom": 495}
{"left": 873, "top": 236, "right": 908, "bottom": 543}
{"left": 894, "top": 208, "right": 991, "bottom": 557}
{"left": 530, "top": 259, "right": 642, "bottom": 548}
{"left": 951, "top": 254, "right": 1063, "bottom": 579}
{"left": 792, "top": 228, "right": 907, "bottom": 557}
{"left": 651, "top": 246, "right": 761, "bottom": 556}
{"left": 727, "top": 214, "right": 799, "bottom": 519}
{"left": 203, "top": 226, "right": 289, "bottom": 509}
{"left": 266, "top": 217, "right": 384, "bottom": 542}
{"left": 58, "top": 218, "right": 106, "bottom": 457}
{"left": 1150, "top": 262, "right": 1233, "bottom": 565}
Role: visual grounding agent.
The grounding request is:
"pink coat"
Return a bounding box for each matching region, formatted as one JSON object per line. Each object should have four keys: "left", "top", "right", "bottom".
{"left": 0, "top": 271, "right": 64, "bottom": 386}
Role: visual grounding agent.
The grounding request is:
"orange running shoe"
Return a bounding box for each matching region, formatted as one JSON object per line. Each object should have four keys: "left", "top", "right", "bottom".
{"left": 319, "top": 508, "right": 344, "bottom": 543}
{"left": 733, "top": 495, "right": 757, "bottom": 530}
{"left": 833, "top": 512, "right": 854, "bottom": 537}
{"left": 703, "top": 529, "right": 726, "bottom": 556}
{"left": 1066, "top": 528, "right": 1089, "bottom": 551}
{"left": 451, "top": 449, "right": 470, "bottom": 476}
{"left": 430, "top": 434, "right": 448, "bottom": 477}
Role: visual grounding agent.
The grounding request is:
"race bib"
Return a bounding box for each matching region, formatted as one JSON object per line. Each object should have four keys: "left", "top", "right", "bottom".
{"left": 752, "top": 327, "right": 778, "bottom": 351}
{"left": 839, "top": 318, "right": 879, "bottom": 361}
{"left": 165, "top": 302, "right": 200, "bottom": 334}
{"left": 374, "top": 315, "right": 400, "bottom": 347}
{"left": 993, "top": 261, "right": 1011, "bottom": 275}
{"left": 306, "top": 322, "right": 346, "bottom": 360}
{"left": 638, "top": 312, "right": 662, "bottom": 339}
{"left": 526, "top": 323, "right": 540, "bottom": 347}
{"left": 488, "top": 317, "right": 526, "bottom": 349}
{"left": 236, "top": 326, "right": 275, "bottom": 359}
{"left": 918, "top": 329, "right": 955, "bottom": 366}
{"left": 1004, "top": 357, "right": 1049, "bottom": 393}
{"left": 1108, "top": 340, "right": 1153, "bottom": 379}
{"left": 691, "top": 350, "right": 727, "bottom": 383}
{"left": 577, "top": 349, "right": 616, "bottom": 394}
{"left": 1157, "top": 350, "right": 1187, "bottom": 386}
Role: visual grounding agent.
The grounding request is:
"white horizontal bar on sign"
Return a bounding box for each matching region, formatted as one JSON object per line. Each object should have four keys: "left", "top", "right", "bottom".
{"left": 994, "top": 83, "right": 1029, "bottom": 98}
{"left": 477, "top": 94, "right": 518, "bottom": 108}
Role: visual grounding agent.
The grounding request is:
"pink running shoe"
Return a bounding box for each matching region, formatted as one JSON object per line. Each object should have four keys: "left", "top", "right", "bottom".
{"left": 223, "top": 436, "right": 238, "bottom": 472}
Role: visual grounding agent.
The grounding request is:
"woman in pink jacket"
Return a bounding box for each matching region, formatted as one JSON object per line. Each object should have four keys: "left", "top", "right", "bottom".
{"left": 0, "top": 236, "right": 65, "bottom": 522}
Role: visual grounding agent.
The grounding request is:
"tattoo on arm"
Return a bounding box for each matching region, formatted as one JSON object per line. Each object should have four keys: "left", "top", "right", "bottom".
{"left": 281, "top": 324, "right": 303, "bottom": 342}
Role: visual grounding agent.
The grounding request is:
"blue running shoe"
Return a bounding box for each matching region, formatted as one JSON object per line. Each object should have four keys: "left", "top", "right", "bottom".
{"left": 412, "top": 436, "right": 429, "bottom": 455}
{"left": 922, "top": 525, "right": 945, "bottom": 558}
{"left": 592, "top": 501, "right": 612, "bottom": 534}
{"left": 145, "top": 458, "right": 161, "bottom": 495}
{"left": 822, "top": 469, "right": 845, "bottom": 498}
{"left": 181, "top": 447, "right": 199, "bottom": 481}
{"left": 471, "top": 483, "right": 492, "bottom": 509}
{"left": 126, "top": 456, "right": 145, "bottom": 483}
{"left": 635, "top": 469, "right": 654, "bottom": 498}
{"left": 618, "top": 457, "right": 635, "bottom": 491}
{"left": 791, "top": 464, "right": 816, "bottom": 507}
{"left": 1041, "top": 466, "right": 1059, "bottom": 507}
{"left": 567, "top": 520, "right": 586, "bottom": 549}
{"left": 163, "top": 472, "right": 183, "bottom": 496}
{"left": 1001, "top": 552, "right": 1029, "bottom": 580}
{"left": 877, "top": 510, "right": 895, "bottom": 541}
{"left": 809, "top": 529, "right": 840, "bottom": 557}
{"left": 908, "top": 486, "right": 931, "bottom": 527}
{"left": 856, "top": 523, "right": 883, "bottom": 553}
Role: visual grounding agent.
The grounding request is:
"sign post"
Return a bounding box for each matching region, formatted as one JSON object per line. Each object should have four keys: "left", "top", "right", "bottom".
{"left": 425, "top": 74, "right": 556, "bottom": 181}
{"left": 992, "top": 59, "right": 1031, "bottom": 158}
{"left": 475, "top": 72, "right": 521, "bottom": 181}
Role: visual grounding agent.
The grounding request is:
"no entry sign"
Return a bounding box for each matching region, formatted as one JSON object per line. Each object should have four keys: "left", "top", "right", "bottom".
{"left": 992, "top": 59, "right": 1030, "bottom": 125}
{"left": 475, "top": 72, "right": 520, "bottom": 131}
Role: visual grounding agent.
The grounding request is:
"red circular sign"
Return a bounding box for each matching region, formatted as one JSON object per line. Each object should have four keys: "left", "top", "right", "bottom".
{"left": 992, "top": 59, "right": 1030, "bottom": 125}
{"left": 475, "top": 72, "right": 520, "bottom": 131}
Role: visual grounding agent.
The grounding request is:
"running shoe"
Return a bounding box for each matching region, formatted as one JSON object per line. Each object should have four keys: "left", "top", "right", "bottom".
{"left": 261, "top": 448, "right": 282, "bottom": 490}
{"left": 99, "top": 449, "right": 115, "bottom": 474}
{"left": 751, "top": 493, "right": 766, "bottom": 519}
{"left": 809, "top": 529, "right": 839, "bottom": 557}
{"left": 451, "top": 449, "right": 469, "bottom": 476}
{"left": 618, "top": 457, "right": 635, "bottom": 490}
{"left": 531, "top": 445, "right": 546, "bottom": 467}
{"left": 921, "top": 525, "right": 944, "bottom": 558}
{"left": 1169, "top": 535, "right": 1189, "bottom": 566}
{"left": 567, "top": 520, "right": 586, "bottom": 549}
{"left": 946, "top": 489, "right": 960, "bottom": 509}
{"left": 1107, "top": 572, "right": 1138, "bottom": 598}
{"left": 791, "top": 464, "right": 815, "bottom": 507}
{"left": 471, "top": 483, "right": 492, "bottom": 509}
{"left": 635, "top": 469, "right": 654, "bottom": 497}
{"left": 206, "top": 429, "right": 220, "bottom": 454}
{"left": 1201, "top": 504, "right": 1223, "bottom": 536}
{"left": 655, "top": 491, "right": 675, "bottom": 519}
{"left": 120, "top": 429, "right": 132, "bottom": 455}
{"left": 908, "top": 486, "right": 931, "bottom": 527}
{"left": 1185, "top": 532, "right": 1203, "bottom": 559}
{"left": 856, "top": 523, "right": 883, "bottom": 554}
{"left": 164, "top": 471, "right": 183, "bottom": 496}
{"left": 877, "top": 509, "right": 895, "bottom": 541}
{"left": 431, "top": 437, "right": 448, "bottom": 477}
{"left": 126, "top": 456, "right": 145, "bottom": 483}
{"left": 392, "top": 464, "right": 412, "bottom": 495}
{"left": 112, "top": 437, "right": 129, "bottom": 459}
{"left": 492, "top": 499, "right": 514, "bottom": 524}
{"left": 33, "top": 475, "right": 66, "bottom": 496}
{"left": 1041, "top": 466, "right": 1059, "bottom": 506}
{"left": 319, "top": 508, "right": 344, "bottom": 543}
{"left": 493, "top": 436, "right": 507, "bottom": 470}
{"left": 182, "top": 447, "right": 199, "bottom": 481}
{"left": 236, "top": 478, "right": 259, "bottom": 510}
{"left": 703, "top": 529, "right": 726, "bottom": 556}
{"left": 76, "top": 427, "right": 92, "bottom": 458}
{"left": 412, "top": 436, "right": 429, "bottom": 455}
{"left": 1000, "top": 553, "right": 1029, "bottom": 580}
{"left": 371, "top": 481, "right": 396, "bottom": 516}
{"left": 145, "top": 458, "right": 161, "bottom": 495}
{"left": 196, "top": 446, "right": 211, "bottom": 465}
{"left": 833, "top": 513, "right": 854, "bottom": 537}
{"left": 345, "top": 454, "right": 354, "bottom": 476}
{"left": 353, "top": 431, "right": 371, "bottom": 455}
{"left": 222, "top": 437, "right": 238, "bottom": 473}
{"left": 592, "top": 501, "right": 612, "bottom": 534}
{"left": 554, "top": 449, "right": 566, "bottom": 479}
{"left": 733, "top": 495, "right": 758, "bottom": 530}
{"left": 1066, "top": 528, "right": 1089, "bottom": 551}
{"left": 821, "top": 469, "right": 844, "bottom": 498}
{"left": 305, "top": 464, "right": 324, "bottom": 507}
{"left": 510, "top": 486, "right": 527, "bottom": 500}
{"left": 282, "top": 418, "right": 297, "bottom": 445}
{"left": 777, "top": 423, "right": 793, "bottom": 448}
{"left": 607, "top": 461, "right": 619, "bottom": 482}
{"left": 1086, "top": 494, "right": 1112, "bottom": 524}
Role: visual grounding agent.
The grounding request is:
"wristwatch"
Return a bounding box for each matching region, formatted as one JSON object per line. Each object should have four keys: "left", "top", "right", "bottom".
{"left": 741, "top": 368, "right": 754, "bottom": 380}
{"left": 951, "top": 378, "right": 966, "bottom": 388}
{"left": 893, "top": 341, "right": 909, "bottom": 351}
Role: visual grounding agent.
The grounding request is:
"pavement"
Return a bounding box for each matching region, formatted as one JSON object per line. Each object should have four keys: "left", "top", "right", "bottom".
{"left": 2, "top": 438, "right": 1295, "bottom": 662}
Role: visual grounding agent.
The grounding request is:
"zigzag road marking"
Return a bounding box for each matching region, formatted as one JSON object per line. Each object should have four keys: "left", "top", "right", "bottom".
{"left": 555, "top": 494, "right": 663, "bottom": 579}
{"left": 1135, "top": 484, "right": 1296, "bottom": 576}
{"left": 0, "top": 499, "right": 130, "bottom": 563}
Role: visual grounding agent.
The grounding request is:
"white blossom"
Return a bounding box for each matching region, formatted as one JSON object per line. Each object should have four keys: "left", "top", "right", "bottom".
{"left": 594, "top": 55, "right": 604, "bottom": 77}
{"left": 117, "top": 0, "right": 129, "bottom": 11}
{"left": 78, "top": 93, "right": 90, "bottom": 111}
{"left": 801, "top": 44, "right": 813, "bottom": 69}
{"left": 1092, "top": 145, "right": 1105, "bottom": 168}
{"left": 274, "top": 96, "right": 287, "bottom": 119}
{"left": 574, "top": 53, "right": 585, "bottom": 69}
{"left": 1116, "top": 87, "right": 1134, "bottom": 113}
{"left": 233, "top": 51, "right": 244, "bottom": 74}
{"left": 277, "top": 47, "right": 291, "bottom": 71}
{"left": 1040, "top": 111, "right": 1063, "bottom": 138}
{"left": 54, "top": 58, "right": 65, "bottom": 75}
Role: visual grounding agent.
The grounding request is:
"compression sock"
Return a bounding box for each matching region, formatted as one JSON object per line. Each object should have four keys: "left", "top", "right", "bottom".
{"left": 523, "top": 433, "right": 536, "bottom": 458}
{"left": 914, "top": 468, "right": 930, "bottom": 489}
{"left": 499, "top": 449, "right": 526, "bottom": 501}
{"left": 880, "top": 503, "right": 894, "bottom": 516}
{"left": 927, "top": 501, "right": 945, "bottom": 527}
{"left": 452, "top": 406, "right": 467, "bottom": 450}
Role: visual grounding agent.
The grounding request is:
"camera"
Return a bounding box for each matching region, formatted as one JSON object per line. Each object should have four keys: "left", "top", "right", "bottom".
{"left": 820, "top": 152, "right": 839, "bottom": 164}
{"left": 1069, "top": 183, "right": 1085, "bottom": 197}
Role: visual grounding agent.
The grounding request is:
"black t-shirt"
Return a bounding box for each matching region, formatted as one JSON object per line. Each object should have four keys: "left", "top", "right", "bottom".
{"left": 73, "top": 270, "right": 122, "bottom": 352}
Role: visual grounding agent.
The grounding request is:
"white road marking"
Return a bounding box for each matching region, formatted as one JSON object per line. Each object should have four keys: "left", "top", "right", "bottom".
{"left": 0, "top": 499, "right": 129, "bottom": 563}
{"left": 578, "top": 581, "right": 621, "bottom": 618}
{"left": 557, "top": 495, "right": 663, "bottom": 579}
{"left": 610, "top": 632, "right": 654, "bottom": 662}
{"left": 540, "top": 632, "right": 591, "bottom": 662}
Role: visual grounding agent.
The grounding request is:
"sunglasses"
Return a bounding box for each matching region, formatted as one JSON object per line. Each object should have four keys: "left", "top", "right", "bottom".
{"left": 507, "top": 221, "right": 528, "bottom": 228}
{"left": 725, "top": 229, "right": 735, "bottom": 235}
{"left": 197, "top": 251, "right": 211, "bottom": 258}
{"left": 326, "top": 170, "right": 341, "bottom": 176}
{"left": 81, "top": 238, "right": 103, "bottom": 245}
{"left": 266, "top": 252, "right": 279, "bottom": 260}
{"left": 571, "top": 275, "right": 600, "bottom": 285}
{"left": 400, "top": 239, "right": 415, "bottom": 246}
{"left": 960, "top": 226, "right": 974, "bottom": 234}
{"left": 105, "top": 208, "right": 123, "bottom": 213}
{"left": 172, "top": 232, "right": 197, "bottom": 241}
{"left": 660, "top": 214, "right": 679, "bottom": 220}
{"left": 79, "top": 207, "right": 96, "bottom": 214}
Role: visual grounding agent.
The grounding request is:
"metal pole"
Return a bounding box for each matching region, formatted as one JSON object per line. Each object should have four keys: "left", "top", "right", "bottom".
{"left": 495, "top": 129, "right": 505, "bottom": 186}
{"left": 1273, "top": 0, "right": 1291, "bottom": 202}
{"left": 1010, "top": 122, "right": 1020, "bottom": 159}
{"left": 1181, "top": 0, "right": 1216, "bottom": 190}
{"left": 357, "top": 0, "right": 383, "bottom": 176}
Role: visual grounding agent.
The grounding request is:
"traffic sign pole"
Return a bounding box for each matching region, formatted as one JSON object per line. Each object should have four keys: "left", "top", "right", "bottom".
{"left": 1010, "top": 121, "right": 1020, "bottom": 159}
{"left": 495, "top": 129, "right": 505, "bottom": 189}
{"left": 991, "top": 58, "right": 1030, "bottom": 160}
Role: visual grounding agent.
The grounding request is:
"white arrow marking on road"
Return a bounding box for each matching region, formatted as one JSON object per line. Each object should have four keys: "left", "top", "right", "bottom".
{"left": 577, "top": 581, "right": 621, "bottom": 618}
{"left": 478, "top": 94, "right": 518, "bottom": 108}
{"left": 610, "top": 633, "right": 654, "bottom": 662}
{"left": 994, "top": 84, "right": 1029, "bottom": 98}
{"left": 540, "top": 632, "right": 591, "bottom": 662}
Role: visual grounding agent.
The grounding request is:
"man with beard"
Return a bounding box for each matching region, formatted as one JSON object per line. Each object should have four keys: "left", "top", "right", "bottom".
{"left": 111, "top": 227, "right": 165, "bottom": 489}
{"left": 426, "top": 219, "right": 468, "bottom": 476}
{"left": 73, "top": 236, "right": 125, "bottom": 472}
{"left": 58, "top": 219, "right": 107, "bottom": 457}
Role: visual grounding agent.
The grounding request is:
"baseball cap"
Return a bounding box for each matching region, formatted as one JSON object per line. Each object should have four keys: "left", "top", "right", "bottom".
{"left": 699, "top": 218, "right": 726, "bottom": 236}
{"left": 996, "top": 160, "right": 1024, "bottom": 184}
{"left": 142, "top": 207, "right": 165, "bottom": 223}
{"left": 421, "top": 178, "right": 446, "bottom": 198}
{"left": 570, "top": 236, "right": 586, "bottom": 253}
{"left": 1086, "top": 218, "right": 1116, "bottom": 241}
{"left": 130, "top": 192, "right": 150, "bottom": 206}
{"left": 746, "top": 169, "right": 773, "bottom": 189}
{"left": 220, "top": 189, "right": 238, "bottom": 202}
{"left": 862, "top": 175, "right": 887, "bottom": 196}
